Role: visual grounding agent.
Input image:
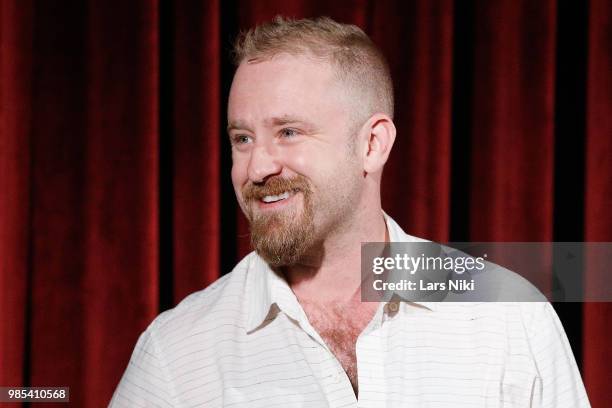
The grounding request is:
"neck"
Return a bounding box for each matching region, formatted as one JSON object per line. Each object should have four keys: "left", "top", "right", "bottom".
{"left": 283, "top": 198, "right": 388, "bottom": 304}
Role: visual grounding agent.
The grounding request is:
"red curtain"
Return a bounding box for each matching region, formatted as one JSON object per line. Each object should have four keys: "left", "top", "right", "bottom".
{"left": 583, "top": 0, "right": 612, "bottom": 405}
{"left": 1, "top": 0, "right": 610, "bottom": 406}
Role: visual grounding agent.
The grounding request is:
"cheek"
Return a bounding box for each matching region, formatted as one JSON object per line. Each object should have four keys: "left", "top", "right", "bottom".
{"left": 295, "top": 151, "right": 358, "bottom": 201}
{"left": 283, "top": 144, "right": 343, "bottom": 177}
{"left": 283, "top": 149, "right": 309, "bottom": 174}
{"left": 231, "top": 159, "right": 248, "bottom": 196}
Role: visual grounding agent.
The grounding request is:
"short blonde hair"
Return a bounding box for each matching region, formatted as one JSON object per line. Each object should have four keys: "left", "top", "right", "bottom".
{"left": 232, "top": 16, "right": 394, "bottom": 122}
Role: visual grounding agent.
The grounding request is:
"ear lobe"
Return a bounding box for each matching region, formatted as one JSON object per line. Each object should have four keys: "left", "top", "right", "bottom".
{"left": 363, "top": 114, "right": 397, "bottom": 174}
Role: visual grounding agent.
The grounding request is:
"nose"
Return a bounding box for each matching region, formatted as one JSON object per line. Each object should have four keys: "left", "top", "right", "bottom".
{"left": 247, "top": 144, "right": 282, "bottom": 183}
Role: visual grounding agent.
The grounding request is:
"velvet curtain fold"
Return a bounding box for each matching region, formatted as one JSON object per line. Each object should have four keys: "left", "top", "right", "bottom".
{"left": 583, "top": 1, "right": 612, "bottom": 406}
{"left": 1, "top": 1, "right": 610, "bottom": 406}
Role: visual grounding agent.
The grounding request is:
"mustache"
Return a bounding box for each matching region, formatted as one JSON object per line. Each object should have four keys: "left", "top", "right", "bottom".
{"left": 242, "top": 175, "right": 311, "bottom": 202}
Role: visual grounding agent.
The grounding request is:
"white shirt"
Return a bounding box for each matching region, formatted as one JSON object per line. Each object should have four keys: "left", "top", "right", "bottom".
{"left": 110, "top": 214, "right": 590, "bottom": 407}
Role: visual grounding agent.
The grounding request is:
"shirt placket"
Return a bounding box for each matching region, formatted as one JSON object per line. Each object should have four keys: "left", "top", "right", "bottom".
{"left": 275, "top": 292, "right": 358, "bottom": 408}
{"left": 354, "top": 301, "right": 390, "bottom": 408}
{"left": 298, "top": 313, "right": 358, "bottom": 407}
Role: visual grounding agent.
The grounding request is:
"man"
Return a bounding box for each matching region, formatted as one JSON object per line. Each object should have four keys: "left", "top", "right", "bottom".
{"left": 110, "top": 17, "right": 590, "bottom": 407}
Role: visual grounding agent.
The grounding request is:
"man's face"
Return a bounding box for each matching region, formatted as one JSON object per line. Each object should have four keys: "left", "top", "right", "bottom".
{"left": 228, "top": 53, "right": 364, "bottom": 266}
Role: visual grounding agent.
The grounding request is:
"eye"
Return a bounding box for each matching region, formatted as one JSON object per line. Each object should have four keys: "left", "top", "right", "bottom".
{"left": 231, "top": 134, "right": 252, "bottom": 145}
{"left": 279, "top": 128, "right": 299, "bottom": 139}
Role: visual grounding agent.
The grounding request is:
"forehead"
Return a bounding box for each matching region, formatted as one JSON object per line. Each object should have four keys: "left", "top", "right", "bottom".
{"left": 228, "top": 54, "right": 349, "bottom": 126}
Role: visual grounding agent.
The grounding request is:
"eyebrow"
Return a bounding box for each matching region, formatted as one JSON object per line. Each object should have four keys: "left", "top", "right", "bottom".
{"left": 227, "top": 115, "right": 317, "bottom": 134}
{"left": 226, "top": 120, "right": 250, "bottom": 133}
{"left": 267, "top": 115, "right": 314, "bottom": 128}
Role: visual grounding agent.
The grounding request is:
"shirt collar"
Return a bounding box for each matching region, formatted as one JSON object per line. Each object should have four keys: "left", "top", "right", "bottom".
{"left": 382, "top": 211, "right": 441, "bottom": 312}
{"left": 244, "top": 211, "right": 439, "bottom": 332}
{"left": 245, "top": 254, "right": 308, "bottom": 332}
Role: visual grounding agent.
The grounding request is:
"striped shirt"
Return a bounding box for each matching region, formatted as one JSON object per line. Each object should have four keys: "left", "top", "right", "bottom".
{"left": 110, "top": 214, "right": 590, "bottom": 407}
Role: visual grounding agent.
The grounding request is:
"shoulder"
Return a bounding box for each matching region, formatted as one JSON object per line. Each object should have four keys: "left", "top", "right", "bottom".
{"left": 433, "top": 301, "right": 560, "bottom": 344}
{"left": 146, "top": 252, "right": 260, "bottom": 345}
{"left": 434, "top": 300, "right": 553, "bottom": 321}
{"left": 430, "top": 300, "right": 549, "bottom": 321}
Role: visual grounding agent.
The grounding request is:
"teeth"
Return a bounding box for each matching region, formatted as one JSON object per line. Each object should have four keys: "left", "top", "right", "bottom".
{"left": 262, "top": 191, "right": 290, "bottom": 203}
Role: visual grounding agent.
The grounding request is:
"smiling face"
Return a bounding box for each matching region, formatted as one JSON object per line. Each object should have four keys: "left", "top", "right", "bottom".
{"left": 228, "top": 53, "right": 366, "bottom": 266}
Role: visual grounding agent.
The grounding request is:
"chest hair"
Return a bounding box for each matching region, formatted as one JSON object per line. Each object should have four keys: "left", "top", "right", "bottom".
{"left": 300, "top": 300, "right": 376, "bottom": 395}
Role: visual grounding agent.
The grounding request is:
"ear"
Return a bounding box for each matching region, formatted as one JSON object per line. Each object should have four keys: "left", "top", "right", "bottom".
{"left": 361, "top": 113, "right": 396, "bottom": 174}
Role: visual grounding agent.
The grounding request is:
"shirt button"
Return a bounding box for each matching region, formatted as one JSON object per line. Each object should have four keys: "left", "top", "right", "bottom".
{"left": 387, "top": 302, "right": 399, "bottom": 313}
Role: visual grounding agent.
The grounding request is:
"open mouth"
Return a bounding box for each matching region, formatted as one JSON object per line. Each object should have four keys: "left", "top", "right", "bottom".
{"left": 253, "top": 190, "right": 299, "bottom": 211}
{"left": 261, "top": 191, "right": 291, "bottom": 203}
